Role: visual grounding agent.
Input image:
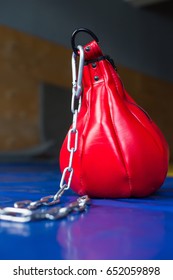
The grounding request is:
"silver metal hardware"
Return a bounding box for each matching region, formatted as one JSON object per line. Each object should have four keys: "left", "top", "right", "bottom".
{"left": 92, "top": 62, "right": 97, "bottom": 68}
{"left": 0, "top": 45, "right": 90, "bottom": 223}
{"left": 14, "top": 195, "right": 60, "bottom": 210}
{"left": 0, "top": 196, "right": 90, "bottom": 223}
{"left": 72, "top": 45, "right": 84, "bottom": 98}
{"left": 53, "top": 45, "right": 84, "bottom": 202}
{"left": 85, "top": 46, "right": 90, "bottom": 52}
{"left": 0, "top": 207, "right": 33, "bottom": 223}
{"left": 94, "top": 76, "right": 99, "bottom": 81}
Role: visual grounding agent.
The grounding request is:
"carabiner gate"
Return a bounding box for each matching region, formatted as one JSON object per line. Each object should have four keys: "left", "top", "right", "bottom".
{"left": 72, "top": 45, "right": 84, "bottom": 98}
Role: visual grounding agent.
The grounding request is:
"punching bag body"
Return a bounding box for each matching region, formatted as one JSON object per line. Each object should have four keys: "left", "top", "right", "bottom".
{"left": 60, "top": 34, "right": 169, "bottom": 198}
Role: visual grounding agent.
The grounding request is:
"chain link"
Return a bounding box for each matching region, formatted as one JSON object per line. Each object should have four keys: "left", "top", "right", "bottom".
{"left": 0, "top": 45, "right": 87, "bottom": 222}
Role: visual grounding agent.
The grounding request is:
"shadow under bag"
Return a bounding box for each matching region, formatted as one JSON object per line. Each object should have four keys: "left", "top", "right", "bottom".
{"left": 60, "top": 29, "right": 169, "bottom": 198}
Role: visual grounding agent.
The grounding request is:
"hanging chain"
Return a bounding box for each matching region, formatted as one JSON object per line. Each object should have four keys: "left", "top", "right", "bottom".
{"left": 0, "top": 45, "right": 90, "bottom": 222}
{"left": 53, "top": 44, "right": 84, "bottom": 201}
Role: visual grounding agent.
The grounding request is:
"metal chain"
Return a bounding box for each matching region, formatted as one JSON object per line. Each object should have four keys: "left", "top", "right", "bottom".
{"left": 0, "top": 195, "right": 90, "bottom": 223}
{"left": 53, "top": 44, "right": 84, "bottom": 201}
{"left": 0, "top": 45, "right": 89, "bottom": 222}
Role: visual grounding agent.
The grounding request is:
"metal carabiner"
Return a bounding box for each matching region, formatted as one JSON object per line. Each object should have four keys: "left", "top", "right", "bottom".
{"left": 72, "top": 45, "right": 84, "bottom": 98}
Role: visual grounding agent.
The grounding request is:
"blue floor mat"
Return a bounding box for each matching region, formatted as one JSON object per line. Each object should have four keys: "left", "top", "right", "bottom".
{"left": 0, "top": 161, "right": 173, "bottom": 260}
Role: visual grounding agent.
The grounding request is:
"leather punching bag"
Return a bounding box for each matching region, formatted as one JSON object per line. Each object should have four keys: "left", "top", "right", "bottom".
{"left": 60, "top": 28, "right": 169, "bottom": 198}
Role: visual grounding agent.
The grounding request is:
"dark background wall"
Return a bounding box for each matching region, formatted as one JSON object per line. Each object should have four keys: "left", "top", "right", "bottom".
{"left": 0, "top": 0, "right": 173, "bottom": 82}
{"left": 0, "top": 0, "right": 173, "bottom": 161}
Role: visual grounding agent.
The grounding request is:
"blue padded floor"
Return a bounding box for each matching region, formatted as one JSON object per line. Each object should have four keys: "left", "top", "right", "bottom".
{"left": 0, "top": 161, "right": 173, "bottom": 260}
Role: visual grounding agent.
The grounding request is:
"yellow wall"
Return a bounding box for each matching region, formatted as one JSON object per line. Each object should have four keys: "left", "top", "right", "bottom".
{"left": 0, "top": 25, "right": 71, "bottom": 151}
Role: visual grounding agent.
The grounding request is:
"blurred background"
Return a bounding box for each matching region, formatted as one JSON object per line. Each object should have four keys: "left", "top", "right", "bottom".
{"left": 0, "top": 0, "right": 173, "bottom": 165}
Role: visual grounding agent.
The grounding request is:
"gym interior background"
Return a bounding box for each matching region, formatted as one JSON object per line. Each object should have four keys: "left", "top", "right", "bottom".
{"left": 0, "top": 0, "right": 173, "bottom": 165}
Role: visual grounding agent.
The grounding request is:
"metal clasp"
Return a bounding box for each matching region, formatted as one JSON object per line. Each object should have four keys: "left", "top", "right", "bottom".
{"left": 72, "top": 45, "right": 84, "bottom": 98}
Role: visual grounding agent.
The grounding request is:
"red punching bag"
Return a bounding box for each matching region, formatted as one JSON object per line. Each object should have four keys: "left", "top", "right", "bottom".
{"left": 60, "top": 28, "right": 169, "bottom": 198}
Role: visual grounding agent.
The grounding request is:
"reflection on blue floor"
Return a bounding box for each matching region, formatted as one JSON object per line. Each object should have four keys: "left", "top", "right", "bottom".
{"left": 0, "top": 161, "right": 173, "bottom": 260}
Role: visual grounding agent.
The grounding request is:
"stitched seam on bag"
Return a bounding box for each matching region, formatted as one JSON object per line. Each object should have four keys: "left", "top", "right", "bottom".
{"left": 106, "top": 62, "right": 167, "bottom": 189}
{"left": 108, "top": 93, "right": 133, "bottom": 196}
{"left": 123, "top": 90, "right": 166, "bottom": 159}
{"left": 103, "top": 61, "right": 133, "bottom": 196}
{"left": 127, "top": 109, "right": 165, "bottom": 160}
{"left": 126, "top": 109, "right": 167, "bottom": 183}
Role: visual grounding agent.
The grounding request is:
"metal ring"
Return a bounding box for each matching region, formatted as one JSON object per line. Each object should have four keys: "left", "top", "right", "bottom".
{"left": 71, "top": 28, "right": 99, "bottom": 55}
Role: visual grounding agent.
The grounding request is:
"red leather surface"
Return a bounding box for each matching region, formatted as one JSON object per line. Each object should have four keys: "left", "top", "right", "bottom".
{"left": 60, "top": 41, "right": 169, "bottom": 198}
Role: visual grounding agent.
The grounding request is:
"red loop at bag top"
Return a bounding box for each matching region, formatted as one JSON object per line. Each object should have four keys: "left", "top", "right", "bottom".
{"left": 60, "top": 36, "right": 169, "bottom": 198}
